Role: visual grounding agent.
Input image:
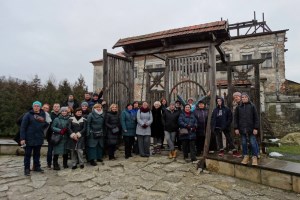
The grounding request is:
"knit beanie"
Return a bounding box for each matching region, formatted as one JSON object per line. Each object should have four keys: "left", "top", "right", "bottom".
{"left": 241, "top": 92, "right": 250, "bottom": 100}
{"left": 233, "top": 92, "right": 242, "bottom": 97}
{"left": 60, "top": 107, "right": 68, "bottom": 112}
{"left": 32, "top": 101, "right": 42, "bottom": 108}
{"left": 81, "top": 102, "right": 89, "bottom": 107}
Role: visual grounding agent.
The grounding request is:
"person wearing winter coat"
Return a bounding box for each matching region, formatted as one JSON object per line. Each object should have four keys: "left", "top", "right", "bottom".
{"left": 162, "top": 101, "right": 181, "bottom": 159}
{"left": 151, "top": 101, "right": 164, "bottom": 154}
{"left": 81, "top": 101, "right": 90, "bottom": 119}
{"left": 121, "top": 103, "right": 137, "bottom": 159}
{"left": 87, "top": 104, "right": 105, "bottom": 165}
{"left": 62, "top": 94, "right": 79, "bottom": 110}
{"left": 136, "top": 102, "right": 153, "bottom": 157}
{"left": 51, "top": 107, "right": 69, "bottom": 170}
{"left": 105, "top": 104, "right": 121, "bottom": 160}
{"left": 234, "top": 93, "right": 259, "bottom": 166}
{"left": 20, "top": 101, "right": 47, "bottom": 176}
{"left": 178, "top": 104, "right": 198, "bottom": 162}
{"left": 211, "top": 97, "right": 235, "bottom": 157}
{"left": 68, "top": 108, "right": 86, "bottom": 169}
{"left": 194, "top": 100, "right": 209, "bottom": 156}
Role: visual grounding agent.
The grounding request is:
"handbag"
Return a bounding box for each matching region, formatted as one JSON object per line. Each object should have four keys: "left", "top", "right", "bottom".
{"left": 92, "top": 130, "right": 104, "bottom": 139}
{"left": 112, "top": 127, "right": 119, "bottom": 134}
{"left": 179, "top": 128, "right": 189, "bottom": 135}
{"left": 50, "top": 132, "right": 63, "bottom": 145}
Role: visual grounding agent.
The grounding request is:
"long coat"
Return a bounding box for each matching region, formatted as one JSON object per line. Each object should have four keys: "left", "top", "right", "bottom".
{"left": 151, "top": 106, "right": 164, "bottom": 138}
{"left": 51, "top": 115, "right": 69, "bottom": 155}
{"left": 67, "top": 116, "right": 86, "bottom": 150}
{"left": 121, "top": 109, "right": 137, "bottom": 137}
{"left": 105, "top": 111, "right": 120, "bottom": 145}
{"left": 136, "top": 109, "right": 153, "bottom": 136}
{"left": 178, "top": 112, "right": 197, "bottom": 140}
{"left": 87, "top": 110, "right": 105, "bottom": 148}
{"left": 20, "top": 110, "right": 47, "bottom": 146}
{"left": 162, "top": 108, "right": 181, "bottom": 132}
{"left": 194, "top": 108, "right": 208, "bottom": 136}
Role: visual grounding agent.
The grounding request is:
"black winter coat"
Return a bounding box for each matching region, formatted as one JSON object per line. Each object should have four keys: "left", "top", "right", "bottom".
{"left": 151, "top": 106, "right": 164, "bottom": 138}
{"left": 194, "top": 108, "right": 208, "bottom": 136}
{"left": 211, "top": 99, "right": 232, "bottom": 131}
{"left": 67, "top": 116, "right": 86, "bottom": 150}
{"left": 162, "top": 108, "right": 181, "bottom": 132}
{"left": 234, "top": 102, "right": 259, "bottom": 134}
{"left": 105, "top": 111, "right": 120, "bottom": 145}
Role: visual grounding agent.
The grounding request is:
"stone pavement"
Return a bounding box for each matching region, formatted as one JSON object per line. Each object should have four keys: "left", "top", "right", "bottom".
{"left": 0, "top": 150, "right": 299, "bottom": 200}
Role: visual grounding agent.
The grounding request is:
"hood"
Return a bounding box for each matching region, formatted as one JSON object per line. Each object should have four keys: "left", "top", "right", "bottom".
{"left": 216, "top": 97, "right": 225, "bottom": 108}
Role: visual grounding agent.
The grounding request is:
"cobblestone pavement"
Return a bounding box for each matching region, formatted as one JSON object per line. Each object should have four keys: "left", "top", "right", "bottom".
{"left": 0, "top": 150, "right": 299, "bottom": 200}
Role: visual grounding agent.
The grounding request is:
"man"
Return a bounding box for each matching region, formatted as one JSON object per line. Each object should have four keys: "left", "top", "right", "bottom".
{"left": 194, "top": 100, "right": 208, "bottom": 156}
{"left": 62, "top": 94, "right": 79, "bottom": 110}
{"left": 211, "top": 97, "right": 235, "bottom": 157}
{"left": 20, "top": 101, "right": 47, "bottom": 176}
{"left": 46, "top": 103, "right": 60, "bottom": 168}
{"left": 234, "top": 93, "right": 259, "bottom": 165}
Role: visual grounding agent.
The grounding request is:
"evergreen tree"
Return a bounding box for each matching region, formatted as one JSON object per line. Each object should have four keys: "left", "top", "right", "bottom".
{"left": 73, "top": 74, "right": 88, "bottom": 102}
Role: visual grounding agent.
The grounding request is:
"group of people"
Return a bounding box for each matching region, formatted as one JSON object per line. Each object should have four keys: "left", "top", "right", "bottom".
{"left": 19, "top": 90, "right": 260, "bottom": 176}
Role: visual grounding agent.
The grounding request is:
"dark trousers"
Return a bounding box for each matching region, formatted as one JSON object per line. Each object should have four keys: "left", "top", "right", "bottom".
{"left": 182, "top": 140, "right": 196, "bottom": 160}
{"left": 123, "top": 136, "right": 134, "bottom": 157}
{"left": 108, "top": 144, "right": 116, "bottom": 158}
{"left": 88, "top": 144, "right": 103, "bottom": 161}
{"left": 214, "top": 128, "right": 235, "bottom": 151}
{"left": 53, "top": 154, "right": 68, "bottom": 166}
{"left": 24, "top": 145, "right": 42, "bottom": 170}
{"left": 196, "top": 135, "right": 205, "bottom": 154}
{"left": 46, "top": 143, "right": 53, "bottom": 166}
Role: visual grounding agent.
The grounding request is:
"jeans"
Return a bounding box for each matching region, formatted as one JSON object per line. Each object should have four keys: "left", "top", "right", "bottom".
{"left": 46, "top": 143, "right": 53, "bottom": 166}
{"left": 24, "top": 145, "right": 42, "bottom": 170}
{"left": 182, "top": 140, "right": 196, "bottom": 160}
{"left": 137, "top": 135, "right": 150, "bottom": 156}
{"left": 241, "top": 133, "right": 258, "bottom": 157}
{"left": 164, "top": 131, "right": 176, "bottom": 151}
{"left": 123, "top": 136, "right": 135, "bottom": 157}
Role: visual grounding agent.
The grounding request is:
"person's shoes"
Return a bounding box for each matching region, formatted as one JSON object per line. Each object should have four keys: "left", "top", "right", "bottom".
{"left": 156, "top": 147, "right": 161, "bottom": 154}
{"left": 97, "top": 159, "right": 103, "bottom": 162}
{"left": 63, "top": 165, "right": 69, "bottom": 169}
{"left": 129, "top": 154, "right": 133, "bottom": 157}
{"left": 151, "top": 147, "right": 157, "bottom": 155}
{"left": 191, "top": 159, "right": 197, "bottom": 164}
{"left": 90, "top": 160, "right": 97, "bottom": 166}
{"left": 72, "top": 165, "right": 77, "bottom": 170}
{"left": 24, "top": 169, "right": 30, "bottom": 176}
{"left": 218, "top": 149, "right": 225, "bottom": 157}
{"left": 232, "top": 150, "right": 242, "bottom": 158}
{"left": 172, "top": 150, "right": 177, "bottom": 158}
{"left": 252, "top": 156, "right": 258, "bottom": 166}
{"left": 34, "top": 168, "right": 44, "bottom": 173}
{"left": 208, "top": 151, "right": 214, "bottom": 154}
{"left": 109, "top": 156, "right": 116, "bottom": 160}
{"left": 80, "top": 165, "right": 84, "bottom": 169}
{"left": 168, "top": 151, "right": 173, "bottom": 159}
{"left": 47, "top": 163, "right": 51, "bottom": 169}
{"left": 53, "top": 164, "right": 61, "bottom": 170}
{"left": 241, "top": 155, "right": 250, "bottom": 165}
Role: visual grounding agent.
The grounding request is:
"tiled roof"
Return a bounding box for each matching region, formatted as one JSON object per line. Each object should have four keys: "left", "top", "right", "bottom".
{"left": 113, "top": 21, "right": 228, "bottom": 48}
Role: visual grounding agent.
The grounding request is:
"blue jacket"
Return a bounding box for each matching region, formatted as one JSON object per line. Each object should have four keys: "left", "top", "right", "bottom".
{"left": 121, "top": 109, "right": 137, "bottom": 137}
{"left": 20, "top": 110, "right": 47, "bottom": 146}
{"left": 178, "top": 111, "right": 197, "bottom": 140}
{"left": 211, "top": 98, "right": 232, "bottom": 131}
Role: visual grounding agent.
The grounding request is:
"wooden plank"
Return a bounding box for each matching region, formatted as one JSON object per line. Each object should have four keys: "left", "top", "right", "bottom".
{"left": 165, "top": 57, "right": 170, "bottom": 103}
{"left": 103, "top": 49, "right": 108, "bottom": 100}
{"left": 217, "top": 59, "right": 265, "bottom": 68}
{"left": 254, "top": 64, "right": 262, "bottom": 144}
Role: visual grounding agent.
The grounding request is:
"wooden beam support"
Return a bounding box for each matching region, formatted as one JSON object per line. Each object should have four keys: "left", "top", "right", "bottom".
{"left": 152, "top": 54, "right": 166, "bottom": 61}
{"left": 215, "top": 43, "right": 227, "bottom": 63}
{"left": 217, "top": 59, "right": 265, "bottom": 68}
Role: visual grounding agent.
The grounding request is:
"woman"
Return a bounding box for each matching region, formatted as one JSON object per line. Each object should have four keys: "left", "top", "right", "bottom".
{"left": 51, "top": 107, "right": 70, "bottom": 170}
{"left": 87, "top": 104, "right": 105, "bottom": 165}
{"left": 151, "top": 101, "right": 164, "bottom": 154}
{"left": 178, "top": 104, "right": 197, "bottom": 162}
{"left": 121, "top": 103, "right": 137, "bottom": 159}
{"left": 81, "top": 101, "right": 90, "bottom": 119}
{"left": 194, "top": 100, "right": 208, "bottom": 156}
{"left": 67, "top": 108, "right": 86, "bottom": 169}
{"left": 136, "top": 102, "right": 153, "bottom": 157}
{"left": 105, "top": 104, "right": 120, "bottom": 160}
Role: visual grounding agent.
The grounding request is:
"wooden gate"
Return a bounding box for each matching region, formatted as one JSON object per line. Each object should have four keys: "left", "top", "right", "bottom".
{"left": 103, "top": 49, "right": 134, "bottom": 110}
{"left": 167, "top": 54, "right": 208, "bottom": 102}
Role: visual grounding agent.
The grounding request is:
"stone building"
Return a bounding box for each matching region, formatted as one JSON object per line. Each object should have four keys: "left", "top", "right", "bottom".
{"left": 91, "top": 18, "right": 300, "bottom": 137}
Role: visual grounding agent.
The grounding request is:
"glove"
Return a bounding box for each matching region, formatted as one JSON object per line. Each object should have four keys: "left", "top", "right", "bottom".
{"left": 142, "top": 124, "right": 148, "bottom": 128}
{"left": 59, "top": 128, "right": 67, "bottom": 135}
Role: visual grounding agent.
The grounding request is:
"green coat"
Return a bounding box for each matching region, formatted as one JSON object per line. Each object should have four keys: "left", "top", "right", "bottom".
{"left": 87, "top": 110, "right": 105, "bottom": 148}
{"left": 121, "top": 109, "right": 137, "bottom": 137}
{"left": 51, "top": 115, "right": 69, "bottom": 155}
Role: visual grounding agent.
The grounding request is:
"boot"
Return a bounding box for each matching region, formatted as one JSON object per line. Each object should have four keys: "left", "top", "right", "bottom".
{"left": 53, "top": 155, "right": 60, "bottom": 170}
{"left": 90, "top": 160, "right": 97, "bottom": 166}
{"left": 156, "top": 146, "right": 161, "bottom": 154}
{"left": 172, "top": 150, "right": 177, "bottom": 158}
{"left": 63, "top": 154, "right": 68, "bottom": 168}
{"left": 168, "top": 151, "right": 173, "bottom": 159}
{"left": 152, "top": 146, "right": 157, "bottom": 155}
{"left": 252, "top": 156, "right": 258, "bottom": 166}
{"left": 241, "top": 155, "right": 250, "bottom": 164}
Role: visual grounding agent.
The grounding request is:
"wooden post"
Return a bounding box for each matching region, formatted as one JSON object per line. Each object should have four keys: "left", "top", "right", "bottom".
{"left": 165, "top": 57, "right": 170, "bottom": 103}
{"left": 203, "top": 43, "right": 217, "bottom": 159}
{"left": 227, "top": 64, "right": 233, "bottom": 109}
{"left": 103, "top": 49, "right": 108, "bottom": 100}
{"left": 254, "top": 64, "right": 262, "bottom": 144}
{"left": 129, "top": 57, "right": 135, "bottom": 102}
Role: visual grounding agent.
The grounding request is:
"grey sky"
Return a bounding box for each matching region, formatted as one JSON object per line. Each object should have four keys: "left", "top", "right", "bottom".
{"left": 0, "top": 0, "right": 299, "bottom": 90}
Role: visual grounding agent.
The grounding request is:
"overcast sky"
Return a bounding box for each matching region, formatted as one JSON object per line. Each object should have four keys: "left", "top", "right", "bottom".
{"left": 0, "top": 0, "right": 299, "bottom": 90}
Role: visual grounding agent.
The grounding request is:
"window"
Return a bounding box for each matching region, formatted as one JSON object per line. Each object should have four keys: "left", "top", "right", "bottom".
{"left": 241, "top": 54, "right": 252, "bottom": 70}
{"left": 261, "top": 53, "right": 272, "bottom": 68}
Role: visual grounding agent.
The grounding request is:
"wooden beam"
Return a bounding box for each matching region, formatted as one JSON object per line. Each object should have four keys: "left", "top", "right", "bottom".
{"left": 144, "top": 67, "right": 165, "bottom": 72}
{"left": 107, "top": 52, "right": 132, "bottom": 62}
{"left": 216, "top": 59, "right": 265, "bottom": 68}
{"left": 215, "top": 44, "right": 227, "bottom": 63}
{"left": 127, "top": 41, "right": 212, "bottom": 56}
{"left": 152, "top": 54, "right": 166, "bottom": 61}
{"left": 103, "top": 49, "right": 108, "bottom": 95}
